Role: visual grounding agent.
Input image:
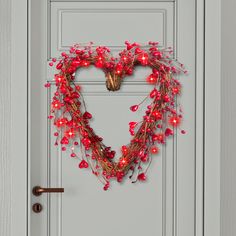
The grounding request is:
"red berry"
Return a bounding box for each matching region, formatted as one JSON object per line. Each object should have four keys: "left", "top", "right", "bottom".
{"left": 138, "top": 173, "right": 146, "bottom": 181}
{"left": 83, "top": 111, "right": 92, "bottom": 119}
{"left": 56, "top": 62, "right": 63, "bottom": 70}
{"left": 150, "top": 88, "right": 158, "bottom": 98}
{"left": 165, "top": 128, "right": 173, "bottom": 136}
{"left": 71, "top": 153, "right": 76, "bottom": 157}
{"left": 163, "top": 94, "right": 170, "bottom": 102}
{"left": 129, "top": 121, "right": 137, "bottom": 128}
{"left": 44, "top": 82, "right": 51, "bottom": 88}
{"left": 121, "top": 145, "right": 128, "bottom": 155}
{"left": 130, "top": 105, "right": 139, "bottom": 112}
{"left": 60, "top": 136, "right": 69, "bottom": 145}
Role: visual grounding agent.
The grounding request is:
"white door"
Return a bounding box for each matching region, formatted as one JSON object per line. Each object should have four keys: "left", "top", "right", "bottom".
{"left": 30, "top": 0, "right": 199, "bottom": 236}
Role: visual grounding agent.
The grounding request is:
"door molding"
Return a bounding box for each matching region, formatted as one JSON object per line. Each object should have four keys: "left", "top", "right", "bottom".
{"left": 0, "top": 0, "right": 221, "bottom": 235}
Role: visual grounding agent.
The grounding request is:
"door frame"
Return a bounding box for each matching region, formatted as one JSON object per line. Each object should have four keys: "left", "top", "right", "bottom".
{"left": 0, "top": 0, "right": 221, "bottom": 235}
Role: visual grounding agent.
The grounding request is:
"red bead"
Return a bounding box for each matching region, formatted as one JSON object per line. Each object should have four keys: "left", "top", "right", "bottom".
{"left": 163, "top": 94, "right": 170, "bottom": 102}
{"left": 129, "top": 121, "right": 137, "bottom": 128}
{"left": 119, "top": 157, "right": 128, "bottom": 167}
{"left": 115, "top": 63, "right": 123, "bottom": 75}
{"left": 130, "top": 105, "right": 139, "bottom": 112}
{"left": 141, "top": 154, "right": 148, "bottom": 162}
{"left": 61, "top": 136, "right": 69, "bottom": 145}
{"left": 138, "top": 173, "right": 146, "bottom": 181}
{"left": 65, "top": 128, "right": 75, "bottom": 139}
{"left": 81, "top": 138, "right": 91, "bottom": 147}
{"left": 71, "top": 153, "right": 76, "bottom": 157}
{"left": 165, "top": 128, "right": 173, "bottom": 136}
{"left": 83, "top": 111, "right": 92, "bottom": 119}
{"left": 129, "top": 129, "right": 135, "bottom": 136}
{"left": 121, "top": 55, "right": 128, "bottom": 62}
{"left": 181, "top": 130, "right": 186, "bottom": 134}
{"left": 81, "top": 61, "right": 90, "bottom": 67}
{"left": 152, "top": 133, "right": 164, "bottom": 143}
{"left": 150, "top": 88, "right": 158, "bottom": 98}
{"left": 152, "top": 110, "right": 162, "bottom": 120}
{"left": 56, "top": 62, "right": 63, "bottom": 70}
{"left": 103, "top": 182, "right": 110, "bottom": 191}
{"left": 121, "top": 145, "right": 128, "bottom": 155}
{"left": 135, "top": 47, "right": 142, "bottom": 54}
{"left": 71, "top": 60, "right": 80, "bottom": 67}
{"left": 172, "top": 87, "right": 180, "bottom": 94}
{"left": 78, "top": 160, "right": 89, "bottom": 169}
{"left": 44, "top": 82, "right": 51, "bottom": 88}
{"left": 75, "top": 85, "right": 81, "bottom": 91}
{"left": 61, "top": 52, "right": 67, "bottom": 57}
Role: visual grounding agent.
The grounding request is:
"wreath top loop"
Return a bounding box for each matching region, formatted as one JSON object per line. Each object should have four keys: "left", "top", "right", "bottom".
{"left": 46, "top": 41, "right": 187, "bottom": 190}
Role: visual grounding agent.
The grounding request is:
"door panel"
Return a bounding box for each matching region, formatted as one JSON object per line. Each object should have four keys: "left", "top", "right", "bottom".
{"left": 30, "top": 1, "right": 196, "bottom": 236}
{"left": 50, "top": 1, "right": 174, "bottom": 58}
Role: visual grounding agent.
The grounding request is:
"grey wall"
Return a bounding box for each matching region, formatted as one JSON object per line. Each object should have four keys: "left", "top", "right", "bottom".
{"left": 0, "top": 0, "right": 12, "bottom": 236}
{"left": 221, "top": 1, "right": 236, "bottom": 236}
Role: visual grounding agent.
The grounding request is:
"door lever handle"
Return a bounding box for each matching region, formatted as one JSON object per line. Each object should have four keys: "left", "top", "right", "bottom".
{"left": 32, "top": 186, "right": 64, "bottom": 196}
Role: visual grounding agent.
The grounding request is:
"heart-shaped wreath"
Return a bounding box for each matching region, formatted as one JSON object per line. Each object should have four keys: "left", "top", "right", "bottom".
{"left": 46, "top": 41, "right": 186, "bottom": 190}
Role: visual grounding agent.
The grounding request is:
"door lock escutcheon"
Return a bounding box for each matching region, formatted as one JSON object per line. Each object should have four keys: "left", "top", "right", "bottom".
{"left": 32, "top": 203, "right": 43, "bottom": 213}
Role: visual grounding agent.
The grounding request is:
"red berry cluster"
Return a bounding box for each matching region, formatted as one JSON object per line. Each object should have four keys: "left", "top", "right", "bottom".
{"left": 46, "top": 41, "right": 186, "bottom": 190}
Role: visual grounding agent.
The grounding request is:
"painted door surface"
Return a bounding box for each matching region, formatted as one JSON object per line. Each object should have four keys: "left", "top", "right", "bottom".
{"left": 30, "top": 0, "right": 197, "bottom": 236}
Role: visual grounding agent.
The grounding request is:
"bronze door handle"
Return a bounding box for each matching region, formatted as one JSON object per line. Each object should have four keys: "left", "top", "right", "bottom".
{"left": 32, "top": 186, "right": 64, "bottom": 196}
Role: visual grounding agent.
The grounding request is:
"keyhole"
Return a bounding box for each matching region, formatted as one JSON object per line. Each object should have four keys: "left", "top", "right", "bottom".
{"left": 32, "top": 203, "right": 43, "bottom": 213}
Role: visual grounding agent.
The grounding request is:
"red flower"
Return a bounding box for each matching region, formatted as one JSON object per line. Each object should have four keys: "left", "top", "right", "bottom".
{"left": 78, "top": 160, "right": 89, "bottom": 169}
{"left": 55, "top": 118, "right": 68, "bottom": 127}
{"left": 52, "top": 100, "right": 62, "bottom": 110}
{"left": 54, "top": 74, "right": 65, "bottom": 84}
{"left": 152, "top": 133, "right": 165, "bottom": 143}
{"left": 168, "top": 116, "right": 181, "bottom": 127}
{"left": 137, "top": 53, "right": 148, "bottom": 65}
{"left": 146, "top": 74, "right": 158, "bottom": 84}
{"left": 172, "top": 87, "right": 180, "bottom": 95}
{"left": 152, "top": 110, "right": 162, "bottom": 120}
{"left": 150, "top": 145, "right": 159, "bottom": 154}
{"left": 81, "top": 138, "right": 91, "bottom": 147}
{"left": 65, "top": 128, "right": 75, "bottom": 139}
